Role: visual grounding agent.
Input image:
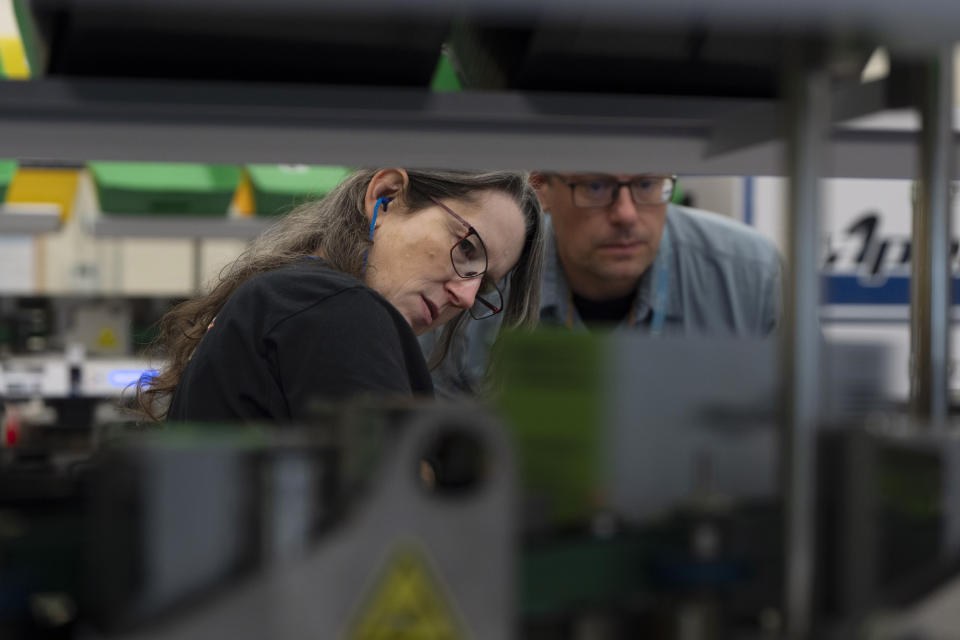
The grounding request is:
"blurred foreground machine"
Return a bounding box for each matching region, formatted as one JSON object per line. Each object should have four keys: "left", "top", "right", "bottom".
{"left": 816, "top": 426, "right": 960, "bottom": 640}
{"left": 1, "top": 404, "right": 515, "bottom": 639}
{"left": 494, "top": 331, "right": 960, "bottom": 639}
{"left": 2, "top": 333, "right": 960, "bottom": 639}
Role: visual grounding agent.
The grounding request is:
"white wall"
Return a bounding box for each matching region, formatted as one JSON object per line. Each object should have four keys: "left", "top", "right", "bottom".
{"left": 675, "top": 176, "right": 745, "bottom": 219}
{"left": 751, "top": 176, "right": 960, "bottom": 402}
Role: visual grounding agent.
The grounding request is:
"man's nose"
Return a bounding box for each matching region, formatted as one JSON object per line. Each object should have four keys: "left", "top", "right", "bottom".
{"left": 607, "top": 183, "right": 640, "bottom": 224}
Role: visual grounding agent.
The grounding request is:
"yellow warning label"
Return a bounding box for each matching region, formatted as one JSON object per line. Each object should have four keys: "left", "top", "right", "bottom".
{"left": 346, "top": 546, "right": 467, "bottom": 640}
{"left": 97, "top": 328, "right": 117, "bottom": 348}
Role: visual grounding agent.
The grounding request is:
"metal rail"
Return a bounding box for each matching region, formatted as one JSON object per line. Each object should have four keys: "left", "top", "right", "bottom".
{"left": 910, "top": 48, "right": 955, "bottom": 425}
{"left": 782, "top": 47, "right": 830, "bottom": 640}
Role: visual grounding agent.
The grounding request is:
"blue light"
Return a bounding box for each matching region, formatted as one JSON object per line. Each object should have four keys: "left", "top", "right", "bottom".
{"left": 108, "top": 369, "right": 158, "bottom": 388}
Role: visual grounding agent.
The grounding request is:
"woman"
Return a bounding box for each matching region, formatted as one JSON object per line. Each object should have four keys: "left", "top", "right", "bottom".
{"left": 136, "top": 168, "right": 544, "bottom": 422}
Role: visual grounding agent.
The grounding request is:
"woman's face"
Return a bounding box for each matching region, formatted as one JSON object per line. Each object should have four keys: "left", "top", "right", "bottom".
{"left": 365, "top": 189, "right": 527, "bottom": 335}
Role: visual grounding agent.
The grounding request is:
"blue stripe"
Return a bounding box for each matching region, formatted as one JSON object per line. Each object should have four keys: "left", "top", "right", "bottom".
{"left": 825, "top": 274, "right": 960, "bottom": 305}
{"left": 743, "top": 176, "right": 754, "bottom": 226}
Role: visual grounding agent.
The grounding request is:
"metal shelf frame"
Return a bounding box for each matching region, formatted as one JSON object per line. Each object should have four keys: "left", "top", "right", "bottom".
{"left": 0, "top": 77, "right": 953, "bottom": 178}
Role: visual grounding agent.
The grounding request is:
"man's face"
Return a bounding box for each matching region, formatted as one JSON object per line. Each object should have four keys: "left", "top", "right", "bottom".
{"left": 535, "top": 173, "right": 671, "bottom": 300}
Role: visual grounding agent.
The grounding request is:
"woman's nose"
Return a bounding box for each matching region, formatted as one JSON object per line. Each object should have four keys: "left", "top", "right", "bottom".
{"left": 445, "top": 278, "right": 480, "bottom": 309}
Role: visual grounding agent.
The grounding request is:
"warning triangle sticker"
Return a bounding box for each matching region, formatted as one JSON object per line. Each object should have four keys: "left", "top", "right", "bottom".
{"left": 97, "top": 328, "right": 117, "bottom": 348}
{"left": 346, "top": 545, "right": 468, "bottom": 640}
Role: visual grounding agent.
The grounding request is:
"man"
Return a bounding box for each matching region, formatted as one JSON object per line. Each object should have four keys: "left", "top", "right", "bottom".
{"left": 423, "top": 171, "right": 782, "bottom": 395}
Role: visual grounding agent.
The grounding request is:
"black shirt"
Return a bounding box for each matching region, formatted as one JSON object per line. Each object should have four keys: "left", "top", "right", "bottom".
{"left": 166, "top": 260, "right": 433, "bottom": 422}
{"left": 571, "top": 291, "right": 637, "bottom": 330}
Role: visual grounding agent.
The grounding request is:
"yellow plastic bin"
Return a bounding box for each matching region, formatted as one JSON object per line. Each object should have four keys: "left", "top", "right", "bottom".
{"left": 6, "top": 166, "right": 81, "bottom": 220}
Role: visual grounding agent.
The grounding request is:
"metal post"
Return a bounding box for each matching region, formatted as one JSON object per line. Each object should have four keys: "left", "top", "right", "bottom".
{"left": 193, "top": 237, "right": 204, "bottom": 293}
{"left": 910, "top": 48, "right": 954, "bottom": 426}
{"left": 782, "top": 47, "right": 829, "bottom": 640}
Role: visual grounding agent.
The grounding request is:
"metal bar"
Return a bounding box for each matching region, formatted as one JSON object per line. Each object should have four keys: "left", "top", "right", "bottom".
{"left": 0, "top": 210, "right": 61, "bottom": 234}
{"left": 0, "top": 79, "right": 752, "bottom": 134}
{"left": 910, "top": 49, "right": 954, "bottom": 425}
{"left": 0, "top": 79, "right": 734, "bottom": 173}
{"left": 193, "top": 237, "right": 203, "bottom": 294}
{"left": 91, "top": 215, "right": 272, "bottom": 239}
{"left": 0, "top": 78, "right": 954, "bottom": 178}
{"left": 782, "top": 48, "right": 830, "bottom": 640}
{"left": 50, "top": 0, "right": 960, "bottom": 42}
{"left": 707, "top": 75, "right": 914, "bottom": 158}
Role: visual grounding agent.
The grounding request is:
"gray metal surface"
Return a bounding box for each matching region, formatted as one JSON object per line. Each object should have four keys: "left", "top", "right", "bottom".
{"left": 89, "top": 215, "right": 271, "bottom": 239}
{"left": 782, "top": 53, "right": 830, "bottom": 640}
{"left": 114, "top": 406, "right": 515, "bottom": 640}
{"left": 910, "top": 49, "right": 954, "bottom": 426}
{"left": 0, "top": 78, "right": 746, "bottom": 173}
{"left": 0, "top": 208, "right": 62, "bottom": 234}
{"left": 707, "top": 77, "right": 912, "bottom": 158}
{"left": 1, "top": 79, "right": 958, "bottom": 178}
{"left": 607, "top": 337, "right": 779, "bottom": 523}
{"left": 50, "top": 0, "right": 960, "bottom": 47}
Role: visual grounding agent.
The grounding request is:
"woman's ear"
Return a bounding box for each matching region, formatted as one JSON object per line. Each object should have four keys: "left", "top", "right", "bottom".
{"left": 364, "top": 168, "right": 409, "bottom": 221}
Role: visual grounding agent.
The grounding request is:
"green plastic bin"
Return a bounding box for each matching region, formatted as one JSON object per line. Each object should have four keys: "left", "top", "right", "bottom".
{"left": 0, "top": 160, "right": 17, "bottom": 202}
{"left": 88, "top": 162, "right": 241, "bottom": 215}
{"left": 247, "top": 165, "right": 352, "bottom": 216}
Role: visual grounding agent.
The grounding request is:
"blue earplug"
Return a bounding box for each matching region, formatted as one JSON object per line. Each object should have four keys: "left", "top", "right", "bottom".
{"left": 363, "top": 196, "right": 394, "bottom": 279}
{"left": 370, "top": 197, "right": 393, "bottom": 241}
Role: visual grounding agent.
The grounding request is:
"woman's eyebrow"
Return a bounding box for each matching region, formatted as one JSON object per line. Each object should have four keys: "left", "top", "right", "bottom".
{"left": 446, "top": 217, "right": 468, "bottom": 236}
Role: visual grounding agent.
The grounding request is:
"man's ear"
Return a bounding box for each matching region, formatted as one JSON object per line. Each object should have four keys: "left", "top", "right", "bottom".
{"left": 364, "top": 168, "right": 409, "bottom": 221}
{"left": 529, "top": 172, "right": 549, "bottom": 191}
{"left": 529, "top": 172, "right": 553, "bottom": 208}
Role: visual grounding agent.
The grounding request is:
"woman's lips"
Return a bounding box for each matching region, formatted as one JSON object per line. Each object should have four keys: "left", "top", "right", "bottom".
{"left": 421, "top": 295, "right": 438, "bottom": 324}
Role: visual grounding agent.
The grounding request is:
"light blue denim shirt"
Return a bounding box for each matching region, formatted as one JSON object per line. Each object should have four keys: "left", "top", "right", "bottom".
{"left": 421, "top": 204, "right": 783, "bottom": 396}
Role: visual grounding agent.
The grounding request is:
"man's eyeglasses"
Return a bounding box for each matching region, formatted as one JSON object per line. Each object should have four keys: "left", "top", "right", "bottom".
{"left": 430, "top": 197, "right": 503, "bottom": 320}
{"left": 559, "top": 175, "right": 677, "bottom": 209}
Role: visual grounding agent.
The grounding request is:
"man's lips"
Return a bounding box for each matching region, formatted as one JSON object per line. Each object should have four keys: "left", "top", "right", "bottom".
{"left": 598, "top": 240, "right": 643, "bottom": 249}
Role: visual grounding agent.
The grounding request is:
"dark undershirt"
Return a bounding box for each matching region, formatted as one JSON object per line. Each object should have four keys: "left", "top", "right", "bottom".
{"left": 572, "top": 291, "right": 636, "bottom": 330}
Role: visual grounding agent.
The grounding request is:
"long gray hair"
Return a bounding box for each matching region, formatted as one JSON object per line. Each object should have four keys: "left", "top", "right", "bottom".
{"left": 136, "top": 168, "right": 544, "bottom": 420}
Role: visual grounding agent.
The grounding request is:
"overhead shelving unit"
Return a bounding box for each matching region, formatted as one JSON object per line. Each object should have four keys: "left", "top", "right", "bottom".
{"left": 0, "top": 77, "right": 954, "bottom": 179}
